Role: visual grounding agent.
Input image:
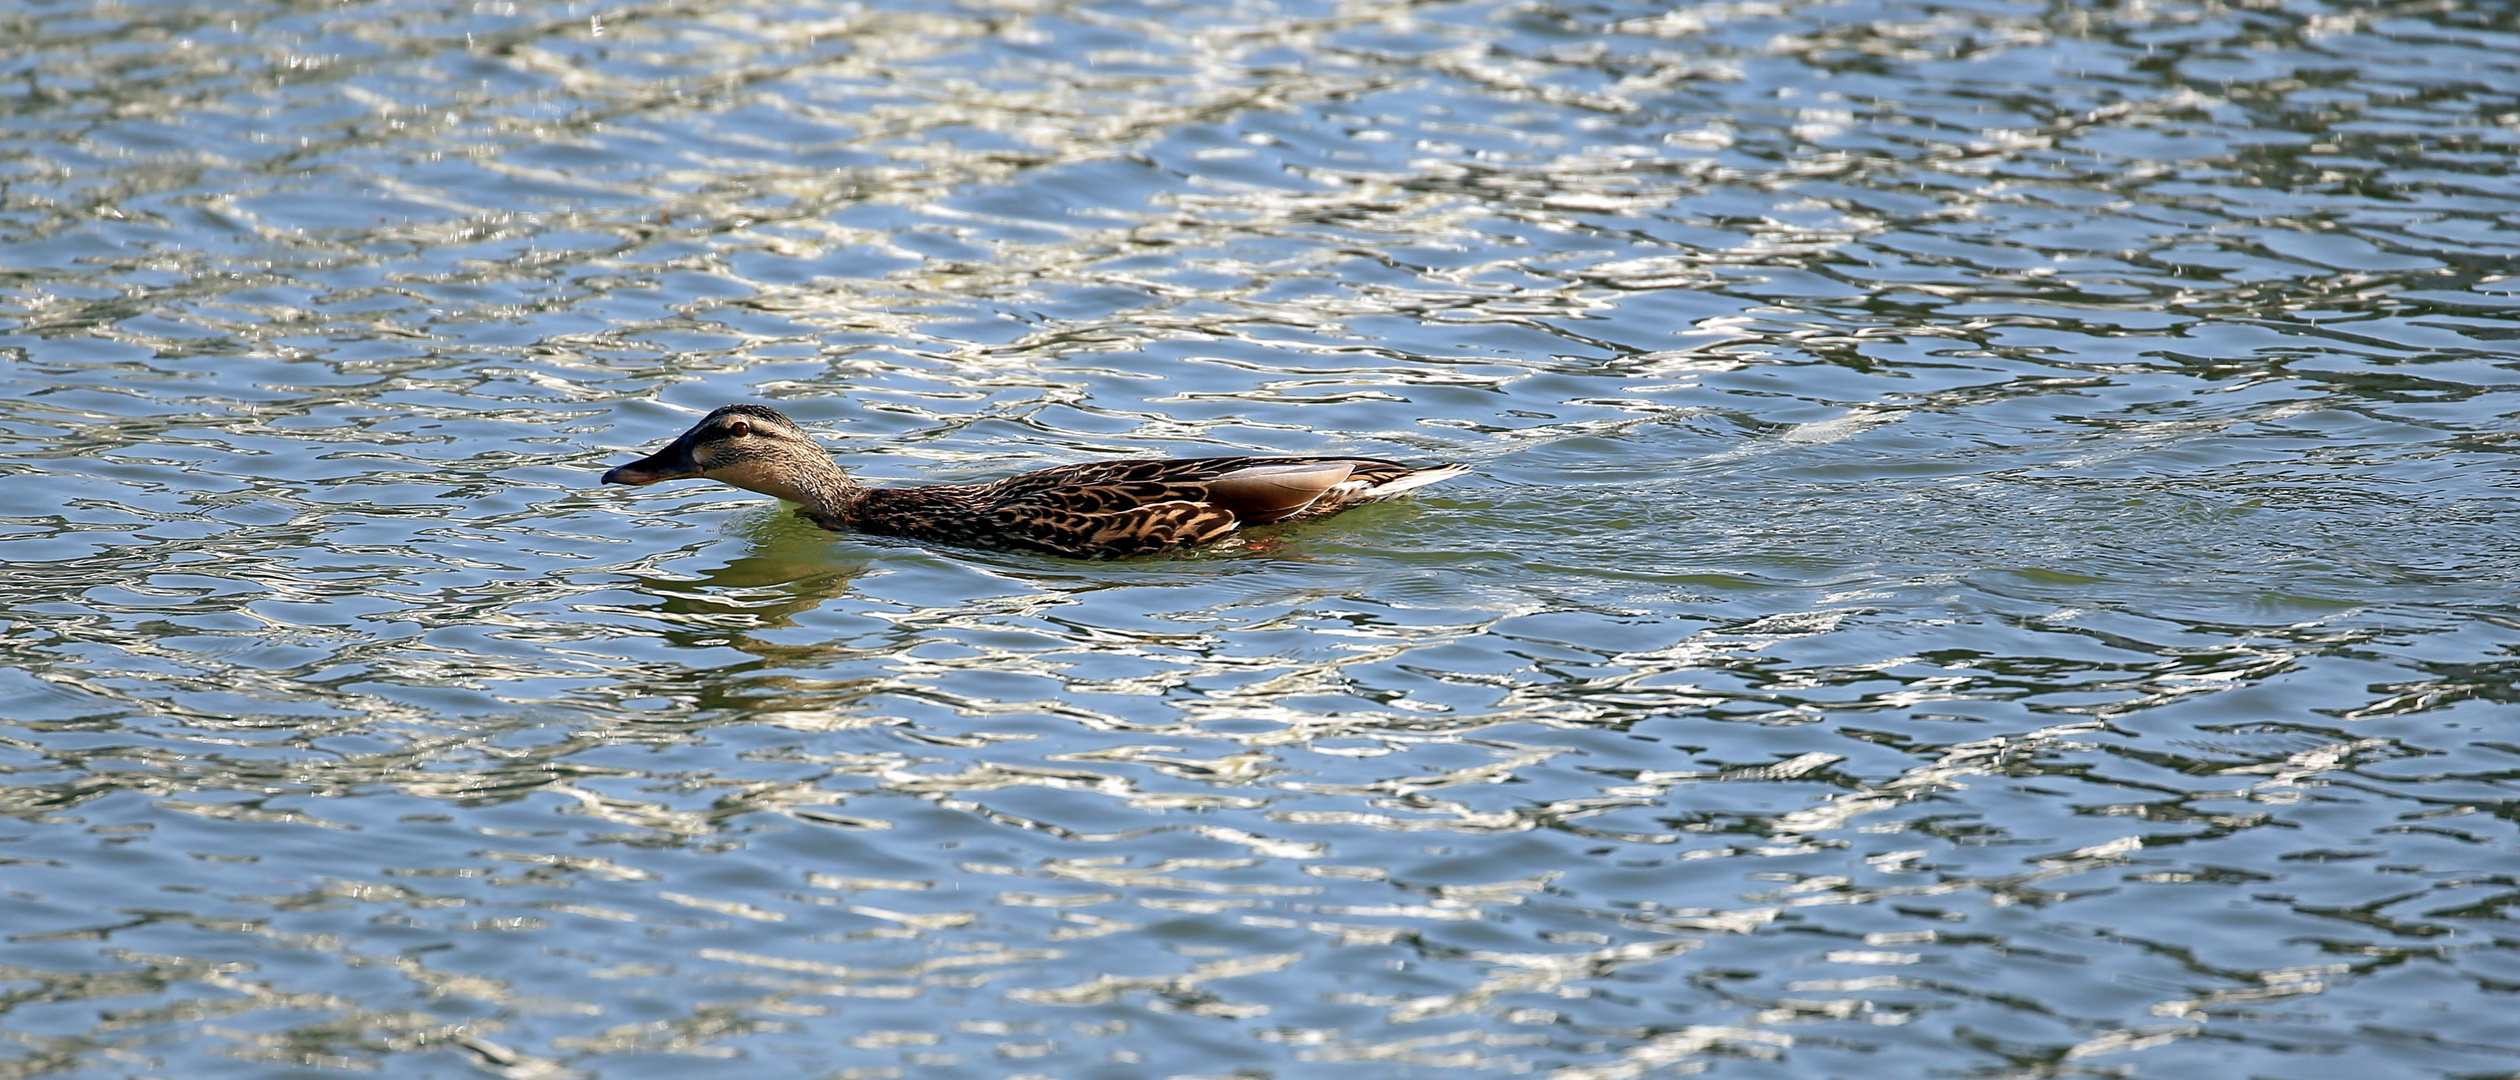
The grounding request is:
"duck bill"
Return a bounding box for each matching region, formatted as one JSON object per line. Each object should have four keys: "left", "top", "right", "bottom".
{"left": 601, "top": 440, "right": 701, "bottom": 486}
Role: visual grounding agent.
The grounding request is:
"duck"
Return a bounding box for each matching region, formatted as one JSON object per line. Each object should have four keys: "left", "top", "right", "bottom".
{"left": 600, "top": 404, "right": 1470, "bottom": 558}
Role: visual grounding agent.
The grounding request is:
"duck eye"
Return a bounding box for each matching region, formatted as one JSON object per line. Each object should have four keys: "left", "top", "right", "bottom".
{"left": 725, "top": 419, "right": 752, "bottom": 438}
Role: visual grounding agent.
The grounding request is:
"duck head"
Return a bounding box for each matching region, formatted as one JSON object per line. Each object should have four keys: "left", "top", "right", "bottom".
{"left": 601, "top": 404, "right": 852, "bottom": 505}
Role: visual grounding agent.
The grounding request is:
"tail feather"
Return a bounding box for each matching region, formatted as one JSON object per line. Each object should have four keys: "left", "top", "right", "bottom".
{"left": 1354, "top": 463, "right": 1471, "bottom": 500}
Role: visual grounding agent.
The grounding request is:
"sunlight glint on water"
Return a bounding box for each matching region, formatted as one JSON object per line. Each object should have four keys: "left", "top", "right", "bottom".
{"left": 3, "top": 1, "right": 2519, "bottom": 1077}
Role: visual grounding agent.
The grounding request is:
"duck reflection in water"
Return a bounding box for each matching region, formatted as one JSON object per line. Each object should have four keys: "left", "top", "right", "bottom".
{"left": 601, "top": 404, "right": 1469, "bottom": 559}
{"left": 598, "top": 515, "right": 884, "bottom": 728}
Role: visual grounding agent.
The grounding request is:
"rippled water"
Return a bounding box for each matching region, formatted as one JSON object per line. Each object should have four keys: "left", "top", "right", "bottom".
{"left": 7, "top": 0, "right": 2520, "bottom": 1076}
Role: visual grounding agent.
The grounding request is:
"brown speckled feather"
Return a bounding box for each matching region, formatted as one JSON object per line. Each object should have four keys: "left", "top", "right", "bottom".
{"left": 602, "top": 405, "right": 1470, "bottom": 559}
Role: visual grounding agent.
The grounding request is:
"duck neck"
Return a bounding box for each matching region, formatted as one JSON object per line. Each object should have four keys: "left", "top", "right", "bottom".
{"left": 788, "top": 461, "right": 865, "bottom": 519}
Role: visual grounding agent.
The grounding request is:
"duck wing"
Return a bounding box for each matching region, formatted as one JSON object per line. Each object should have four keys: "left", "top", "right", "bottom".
{"left": 1201, "top": 461, "right": 1358, "bottom": 522}
{"left": 971, "top": 456, "right": 1393, "bottom": 556}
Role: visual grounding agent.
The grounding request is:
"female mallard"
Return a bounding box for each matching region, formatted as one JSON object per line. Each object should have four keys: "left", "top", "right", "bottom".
{"left": 601, "top": 404, "right": 1469, "bottom": 558}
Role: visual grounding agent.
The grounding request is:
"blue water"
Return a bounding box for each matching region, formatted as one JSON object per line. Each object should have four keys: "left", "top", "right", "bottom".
{"left": 5, "top": 0, "right": 2520, "bottom": 1076}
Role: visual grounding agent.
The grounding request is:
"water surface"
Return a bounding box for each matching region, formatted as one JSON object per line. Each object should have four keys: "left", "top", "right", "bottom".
{"left": 5, "top": 0, "right": 2520, "bottom": 1077}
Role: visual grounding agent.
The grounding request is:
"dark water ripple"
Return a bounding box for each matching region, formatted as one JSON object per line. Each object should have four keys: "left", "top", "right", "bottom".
{"left": 5, "top": 0, "right": 2520, "bottom": 1076}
